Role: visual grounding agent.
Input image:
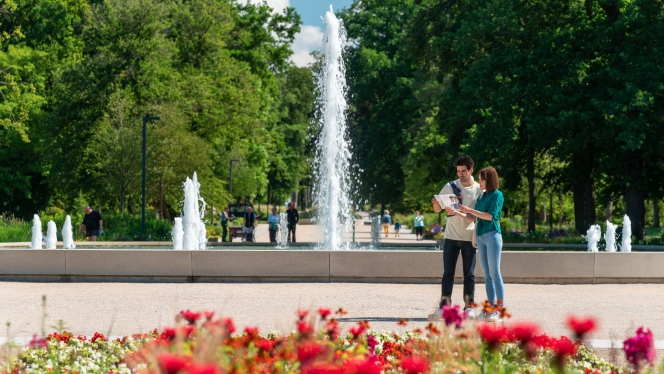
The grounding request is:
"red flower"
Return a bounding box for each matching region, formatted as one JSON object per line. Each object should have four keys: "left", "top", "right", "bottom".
{"left": 348, "top": 324, "right": 365, "bottom": 339}
{"left": 302, "top": 363, "right": 344, "bottom": 374}
{"left": 158, "top": 353, "right": 189, "bottom": 374}
{"left": 345, "top": 358, "right": 382, "bottom": 374}
{"left": 179, "top": 310, "right": 202, "bottom": 325}
{"left": 552, "top": 336, "right": 576, "bottom": 368}
{"left": 244, "top": 326, "right": 259, "bottom": 338}
{"left": 399, "top": 356, "right": 430, "bottom": 374}
{"left": 318, "top": 308, "right": 332, "bottom": 320}
{"left": 298, "top": 309, "right": 310, "bottom": 321}
{"left": 510, "top": 322, "right": 539, "bottom": 343}
{"left": 326, "top": 319, "right": 340, "bottom": 340}
{"left": 298, "top": 321, "right": 315, "bottom": 336}
{"left": 397, "top": 319, "right": 408, "bottom": 326}
{"left": 256, "top": 338, "right": 273, "bottom": 351}
{"left": 204, "top": 311, "right": 215, "bottom": 321}
{"left": 187, "top": 363, "right": 221, "bottom": 374}
{"left": 478, "top": 324, "right": 508, "bottom": 351}
{"left": 567, "top": 315, "right": 597, "bottom": 340}
{"left": 91, "top": 332, "right": 108, "bottom": 343}
{"left": 298, "top": 342, "right": 325, "bottom": 363}
{"left": 28, "top": 334, "right": 47, "bottom": 349}
{"left": 336, "top": 308, "right": 348, "bottom": 316}
{"left": 531, "top": 334, "right": 556, "bottom": 349}
{"left": 218, "top": 318, "right": 236, "bottom": 334}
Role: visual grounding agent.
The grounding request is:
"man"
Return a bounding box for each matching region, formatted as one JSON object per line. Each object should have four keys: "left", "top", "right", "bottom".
{"left": 79, "top": 206, "right": 103, "bottom": 241}
{"left": 430, "top": 155, "right": 482, "bottom": 319}
{"left": 221, "top": 207, "right": 234, "bottom": 242}
{"left": 286, "top": 202, "right": 299, "bottom": 243}
{"left": 243, "top": 207, "right": 257, "bottom": 242}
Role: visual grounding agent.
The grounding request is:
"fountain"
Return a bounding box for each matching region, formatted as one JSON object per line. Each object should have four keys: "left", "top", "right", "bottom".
{"left": 62, "top": 215, "right": 75, "bottom": 249}
{"left": 371, "top": 216, "right": 381, "bottom": 246}
{"left": 277, "top": 212, "right": 289, "bottom": 248}
{"left": 604, "top": 220, "right": 618, "bottom": 252}
{"left": 312, "top": 6, "right": 354, "bottom": 250}
{"left": 583, "top": 224, "right": 601, "bottom": 252}
{"left": 182, "top": 172, "right": 207, "bottom": 250}
{"left": 30, "top": 214, "right": 42, "bottom": 249}
{"left": 621, "top": 215, "right": 632, "bottom": 252}
{"left": 172, "top": 217, "right": 184, "bottom": 250}
{"left": 45, "top": 221, "right": 57, "bottom": 250}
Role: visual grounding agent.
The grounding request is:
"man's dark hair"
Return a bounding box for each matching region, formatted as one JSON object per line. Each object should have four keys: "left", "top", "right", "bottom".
{"left": 453, "top": 155, "right": 474, "bottom": 171}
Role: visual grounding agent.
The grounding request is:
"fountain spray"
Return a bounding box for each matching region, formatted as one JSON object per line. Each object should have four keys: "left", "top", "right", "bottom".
{"left": 313, "top": 6, "right": 354, "bottom": 250}
{"left": 45, "top": 221, "right": 57, "bottom": 249}
{"left": 621, "top": 215, "right": 632, "bottom": 252}
{"left": 30, "top": 214, "right": 42, "bottom": 249}
{"left": 583, "top": 224, "right": 601, "bottom": 252}
{"left": 182, "top": 172, "right": 207, "bottom": 250}
{"left": 62, "top": 215, "right": 76, "bottom": 249}
{"left": 604, "top": 220, "right": 618, "bottom": 252}
{"left": 277, "top": 212, "right": 289, "bottom": 248}
{"left": 172, "top": 217, "right": 184, "bottom": 250}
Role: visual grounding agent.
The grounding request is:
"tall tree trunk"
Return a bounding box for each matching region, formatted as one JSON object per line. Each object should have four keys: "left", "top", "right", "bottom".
{"left": 558, "top": 195, "right": 563, "bottom": 227}
{"left": 527, "top": 150, "right": 536, "bottom": 232}
{"left": 572, "top": 145, "right": 596, "bottom": 235}
{"left": 625, "top": 152, "right": 646, "bottom": 241}
{"left": 654, "top": 199, "right": 660, "bottom": 228}
{"left": 159, "top": 180, "right": 165, "bottom": 220}
{"left": 120, "top": 188, "right": 126, "bottom": 214}
{"left": 549, "top": 192, "right": 553, "bottom": 233}
{"left": 605, "top": 193, "right": 614, "bottom": 221}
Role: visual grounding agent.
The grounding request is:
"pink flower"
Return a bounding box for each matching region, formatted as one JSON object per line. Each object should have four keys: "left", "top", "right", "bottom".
{"left": 367, "top": 335, "right": 379, "bottom": 352}
{"left": 442, "top": 305, "right": 466, "bottom": 328}
{"left": 29, "top": 334, "right": 47, "bottom": 349}
{"left": 624, "top": 327, "right": 657, "bottom": 371}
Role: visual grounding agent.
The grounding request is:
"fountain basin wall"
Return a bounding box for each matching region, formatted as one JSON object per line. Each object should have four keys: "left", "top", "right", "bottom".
{"left": 0, "top": 249, "right": 662, "bottom": 283}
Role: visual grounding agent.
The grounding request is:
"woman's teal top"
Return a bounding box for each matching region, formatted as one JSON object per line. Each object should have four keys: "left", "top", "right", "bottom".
{"left": 475, "top": 190, "right": 504, "bottom": 236}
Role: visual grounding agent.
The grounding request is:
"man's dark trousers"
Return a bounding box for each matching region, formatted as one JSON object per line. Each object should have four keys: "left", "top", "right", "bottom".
{"left": 288, "top": 224, "right": 296, "bottom": 243}
{"left": 440, "top": 239, "right": 476, "bottom": 307}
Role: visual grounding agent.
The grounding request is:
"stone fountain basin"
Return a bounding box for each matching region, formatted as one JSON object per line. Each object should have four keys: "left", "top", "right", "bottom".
{"left": 0, "top": 246, "right": 662, "bottom": 283}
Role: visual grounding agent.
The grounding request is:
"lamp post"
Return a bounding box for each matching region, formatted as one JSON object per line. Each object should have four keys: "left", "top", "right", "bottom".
{"left": 229, "top": 159, "right": 239, "bottom": 200}
{"left": 142, "top": 116, "right": 160, "bottom": 239}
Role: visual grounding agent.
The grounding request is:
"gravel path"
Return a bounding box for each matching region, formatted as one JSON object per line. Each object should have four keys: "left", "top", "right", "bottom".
{"left": 0, "top": 282, "right": 661, "bottom": 343}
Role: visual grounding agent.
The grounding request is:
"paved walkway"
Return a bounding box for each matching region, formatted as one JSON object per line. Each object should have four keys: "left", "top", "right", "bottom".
{"left": 1, "top": 282, "right": 661, "bottom": 344}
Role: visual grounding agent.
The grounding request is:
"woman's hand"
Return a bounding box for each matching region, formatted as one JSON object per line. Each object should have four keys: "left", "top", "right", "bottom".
{"left": 458, "top": 204, "right": 470, "bottom": 213}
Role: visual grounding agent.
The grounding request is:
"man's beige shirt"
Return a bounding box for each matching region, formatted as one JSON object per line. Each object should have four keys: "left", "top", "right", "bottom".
{"left": 438, "top": 178, "right": 482, "bottom": 241}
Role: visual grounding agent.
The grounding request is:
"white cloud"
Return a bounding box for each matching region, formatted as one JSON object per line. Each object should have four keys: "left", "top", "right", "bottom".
{"left": 242, "top": 0, "right": 289, "bottom": 13}
{"left": 290, "top": 25, "right": 323, "bottom": 67}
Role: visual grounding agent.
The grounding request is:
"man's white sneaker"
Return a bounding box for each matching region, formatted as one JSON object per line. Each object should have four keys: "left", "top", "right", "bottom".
{"left": 464, "top": 308, "right": 476, "bottom": 319}
{"left": 428, "top": 308, "right": 443, "bottom": 321}
{"left": 488, "top": 311, "right": 501, "bottom": 321}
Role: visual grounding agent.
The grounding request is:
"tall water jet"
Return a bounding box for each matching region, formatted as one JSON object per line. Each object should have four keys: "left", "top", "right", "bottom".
{"left": 45, "top": 221, "right": 57, "bottom": 249}
{"left": 172, "top": 217, "right": 184, "bottom": 250}
{"left": 604, "top": 220, "right": 618, "bottom": 252}
{"left": 583, "top": 224, "right": 601, "bottom": 252}
{"left": 313, "top": 6, "right": 354, "bottom": 250}
{"left": 30, "top": 214, "right": 42, "bottom": 249}
{"left": 621, "top": 215, "right": 632, "bottom": 252}
{"left": 277, "top": 212, "right": 289, "bottom": 248}
{"left": 182, "top": 172, "right": 207, "bottom": 250}
{"left": 62, "top": 215, "right": 75, "bottom": 249}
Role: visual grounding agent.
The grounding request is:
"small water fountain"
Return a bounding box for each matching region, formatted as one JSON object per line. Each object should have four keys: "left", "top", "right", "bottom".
{"left": 583, "top": 224, "right": 601, "bottom": 252}
{"left": 182, "top": 172, "right": 207, "bottom": 250}
{"left": 30, "top": 214, "right": 42, "bottom": 249}
{"left": 277, "top": 212, "right": 289, "bottom": 248}
{"left": 62, "top": 215, "right": 75, "bottom": 249}
{"left": 172, "top": 217, "right": 184, "bottom": 250}
{"left": 371, "top": 216, "right": 381, "bottom": 246}
{"left": 604, "top": 220, "right": 618, "bottom": 252}
{"left": 312, "top": 6, "right": 354, "bottom": 250}
{"left": 621, "top": 215, "right": 632, "bottom": 252}
{"left": 45, "top": 221, "right": 57, "bottom": 250}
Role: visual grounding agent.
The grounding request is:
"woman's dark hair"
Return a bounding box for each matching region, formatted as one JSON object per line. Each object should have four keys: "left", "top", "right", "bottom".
{"left": 478, "top": 167, "right": 500, "bottom": 192}
{"left": 453, "top": 155, "right": 474, "bottom": 171}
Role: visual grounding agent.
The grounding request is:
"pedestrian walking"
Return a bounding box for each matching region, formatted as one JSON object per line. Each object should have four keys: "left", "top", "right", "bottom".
{"left": 267, "top": 207, "right": 280, "bottom": 243}
{"left": 458, "top": 166, "right": 505, "bottom": 320}
{"left": 429, "top": 155, "right": 482, "bottom": 320}
{"left": 413, "top": 211, "right": 424, "bottom": 241}
{"left": 394, "top": 220, "right": 401, "bottom": 238}
{"left": 78, "top": 206, "right": 103, "bottom": 241}
{"left": 243, "top": 207, "right": 258, "bottom": 242}
{"left": 221, "top": 207, "right": 234, "bottom": 242}
{"left": 286, "top": 202, "right": 299, "bottom": 243}
{"left": 381, "top": 210, "right": 391, "bottom": 238}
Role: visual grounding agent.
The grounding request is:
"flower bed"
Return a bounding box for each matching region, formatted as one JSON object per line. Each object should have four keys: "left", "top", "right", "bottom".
{"left": 3, "top": 307, "right": 661, "bottom": 374}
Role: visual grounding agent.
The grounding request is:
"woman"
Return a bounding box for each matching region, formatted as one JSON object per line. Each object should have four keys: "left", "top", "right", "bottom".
{"left": 458, "top": 167, "right": 504, "bottom": 319}
{"left": 413, "top": 211, "right": 424, "bottom": 241}
{"left": 381, "top": 210, "right": 392, "bottom": 237}
{"left": 267, "top": 207, "right": 280, "bottom": 243}
{"left": 243, "top": 207, "right": 258, "bottom": 242}
{"left": 221, "top": 207, "right": 234, "bottom": 242}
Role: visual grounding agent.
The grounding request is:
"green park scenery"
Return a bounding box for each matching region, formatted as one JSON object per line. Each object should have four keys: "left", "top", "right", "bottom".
{"left": 2, "top": 0, "right": 664, "bottom": 245}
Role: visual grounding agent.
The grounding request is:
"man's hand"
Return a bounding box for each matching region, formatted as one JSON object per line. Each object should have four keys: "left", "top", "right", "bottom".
{"left": 431, "top": 198, "right": 442, "bottom": 213}
{"left": 445, "top": 207, "right": 458, "bottom": 215}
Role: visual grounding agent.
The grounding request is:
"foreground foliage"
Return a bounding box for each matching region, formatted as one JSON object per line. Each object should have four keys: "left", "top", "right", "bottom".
{"left": 4, "top": 306, "right": 661, "bottom": 373}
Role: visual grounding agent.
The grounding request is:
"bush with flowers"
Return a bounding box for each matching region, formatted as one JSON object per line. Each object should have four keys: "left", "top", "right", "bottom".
{"left": 2, "top": 305, "right": 662, "bottom": 374}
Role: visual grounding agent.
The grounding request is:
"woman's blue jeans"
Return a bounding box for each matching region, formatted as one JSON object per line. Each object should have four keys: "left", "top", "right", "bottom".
{"left": 477, "top": 230, "right": 505, "bottom": 305}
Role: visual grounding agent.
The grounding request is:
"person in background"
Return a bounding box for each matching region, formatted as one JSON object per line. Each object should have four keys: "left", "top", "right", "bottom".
{"left": 413, "top": 211, "right": 424, "bottom": 241}
{"left": 381, "top": 210, "right": 392, "bottom": 237}
{"left": 458, "top": 166, "right": 505, "bottom": 320}
{"left": 394, "top": 219, "right": 401, "bottom": 238}
{"left": 221, "top": 206, "right": 234, "bottom": 242}
{"left": 286, "top": 202, "right": 299, "bottom": 243}
{"left": 267, "top": 207, "right": 280, "bottom": 243}
{"left": 243, "top": 207, "right": 258, "bottom": 242}
{"left": 79, "top": 206, "right": 103, "bottom": 241}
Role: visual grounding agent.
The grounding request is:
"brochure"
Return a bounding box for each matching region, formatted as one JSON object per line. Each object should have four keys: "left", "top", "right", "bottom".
{"left": 434, "top": 194, "right": 460, "bottom": 210}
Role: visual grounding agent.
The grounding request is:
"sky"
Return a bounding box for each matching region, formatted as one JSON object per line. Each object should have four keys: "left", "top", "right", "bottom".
{"left": 249, "top": 0, "right": 354, "bottom": 67}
